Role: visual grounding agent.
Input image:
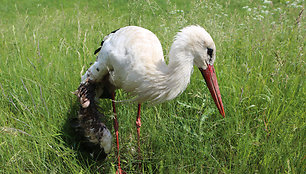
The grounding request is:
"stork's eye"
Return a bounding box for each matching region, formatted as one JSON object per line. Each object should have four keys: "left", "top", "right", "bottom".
{"left": 207, "top": 48, "right": 213, "bottom": 58}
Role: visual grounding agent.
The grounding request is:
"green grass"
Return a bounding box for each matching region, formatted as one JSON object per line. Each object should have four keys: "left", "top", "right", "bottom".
{"left": 0, "top": 0, "right": 305, "bottom": 173}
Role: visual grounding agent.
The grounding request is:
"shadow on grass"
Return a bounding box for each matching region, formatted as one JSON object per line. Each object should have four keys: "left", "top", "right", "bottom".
{"left": 61, "top": 97, "right": 159, "bottom": 173}
{"left": 61, "top": 100, "right": 114, "bottom": 173}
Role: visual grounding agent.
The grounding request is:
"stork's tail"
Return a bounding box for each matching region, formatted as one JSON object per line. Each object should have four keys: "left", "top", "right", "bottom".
{"left": 72, "top": 80, "right": 112, "bottom": 159}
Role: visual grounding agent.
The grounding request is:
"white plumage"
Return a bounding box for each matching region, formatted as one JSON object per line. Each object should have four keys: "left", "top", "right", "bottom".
{"left": 80, "top": 25, "right": 225, "bottom": 173}
{"left": 81, "top": 25, "right": 216, "bottom": 104}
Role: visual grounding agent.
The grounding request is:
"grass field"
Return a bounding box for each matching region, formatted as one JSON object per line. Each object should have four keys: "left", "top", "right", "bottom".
{"left": 0, "top": 0, "right": 305, "bottom": 173}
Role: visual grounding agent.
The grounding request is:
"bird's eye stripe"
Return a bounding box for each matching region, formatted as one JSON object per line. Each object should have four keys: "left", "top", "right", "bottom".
{"left": 207, "top": 48, "right": 213, "bottom": 57}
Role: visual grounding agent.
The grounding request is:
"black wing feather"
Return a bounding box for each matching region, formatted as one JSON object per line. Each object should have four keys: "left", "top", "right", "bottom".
{"left": 94, "top": 28, "right": 121, "bottom": 55}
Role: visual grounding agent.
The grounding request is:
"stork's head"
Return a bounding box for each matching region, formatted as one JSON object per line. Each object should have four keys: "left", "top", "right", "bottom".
{"left": 180, "top": 25, "right": 225, "bottom": 117}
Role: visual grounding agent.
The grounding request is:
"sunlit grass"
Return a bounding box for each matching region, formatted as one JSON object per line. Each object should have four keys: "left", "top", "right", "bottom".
{"left": 0, "top": 0, "right": 304, "bottom": 173}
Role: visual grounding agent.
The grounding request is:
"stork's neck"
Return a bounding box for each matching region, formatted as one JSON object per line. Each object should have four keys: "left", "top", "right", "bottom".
{"left": 164, "top": 38, "right": 194, "bottom": 100}
{"left": 133, "top": 33, "right": 196, "bottom": 104}
{"left": 142, "top": 38, "right": 194, "bottom": 104}
{"left": 167, "top": 40, "right": 193, "bottom": 92}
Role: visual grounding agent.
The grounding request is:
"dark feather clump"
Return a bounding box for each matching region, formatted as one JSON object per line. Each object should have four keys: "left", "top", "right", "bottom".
{"left": 72, "top": 80, "right": 111, "bottom": 160}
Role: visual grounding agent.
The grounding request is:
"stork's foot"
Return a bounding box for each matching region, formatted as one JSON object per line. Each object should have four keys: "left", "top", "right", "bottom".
{"left": 116, "top": 169, "right": 126, "bottom": 174}
{"left": 136, "top": 122, "right": 142, "bottom": 170}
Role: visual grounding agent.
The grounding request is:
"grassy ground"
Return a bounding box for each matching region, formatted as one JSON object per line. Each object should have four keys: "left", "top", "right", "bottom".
{"left": 0, "top": 0, "right": 305, "bottom": 173}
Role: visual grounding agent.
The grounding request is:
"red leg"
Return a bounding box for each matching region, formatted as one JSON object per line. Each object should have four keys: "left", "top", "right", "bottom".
{"left": 112, "top": 93, "right": 125, "bottom": 174}
{"left": 136, "top": 104, "right": 142, "bottom": 167}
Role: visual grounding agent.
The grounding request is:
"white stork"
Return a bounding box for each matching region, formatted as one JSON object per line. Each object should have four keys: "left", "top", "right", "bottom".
{"left": 79, "top": 25, "right": 225, "bottom": 173}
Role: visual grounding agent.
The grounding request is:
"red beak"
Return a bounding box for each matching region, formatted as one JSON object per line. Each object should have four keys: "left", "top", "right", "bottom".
{"left": 200, "top": 65, "right": 225, "bottom": 117}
